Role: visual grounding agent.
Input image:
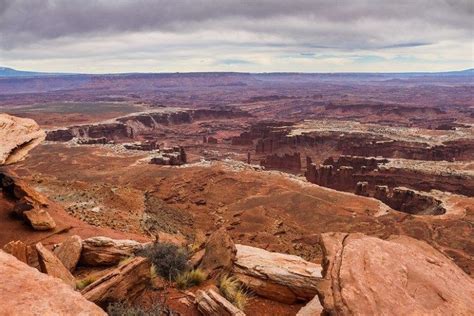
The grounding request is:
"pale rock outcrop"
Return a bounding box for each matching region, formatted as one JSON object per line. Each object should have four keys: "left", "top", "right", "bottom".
{"left": 54, "top": 235, "right": 82, "bottom": 271}
{"left": 318, "top": 232, "right": 474, "bottom": 315}
{"left": 195, "top": 289, "right": 245, "bottom": 316}
{"left": 81, "top": 257, "right": 151, "bottom": 306}
{"left": 80, "top": 236, "right": 148, "bottom": 266}
{"left": 36, "top": 242, "right": 76, "bottom": 288}
{"left": 199, "top": 228, "right": 237, "bottom": 277}
{"left": 296, "top": 295, "right": 324, "bottom": 316}
{"left": 0, "top": 113, "right": 45, "bottom": 165}
{"left": 0, "top": 251, "right": 105, "bottom": 315}
{"left": 233, "top": 244, "right": 322, "bottom": 303}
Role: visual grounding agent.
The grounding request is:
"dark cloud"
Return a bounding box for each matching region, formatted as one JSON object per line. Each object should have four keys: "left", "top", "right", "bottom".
{"left": 0, "top": 0, "right": 472, "bottom": 49}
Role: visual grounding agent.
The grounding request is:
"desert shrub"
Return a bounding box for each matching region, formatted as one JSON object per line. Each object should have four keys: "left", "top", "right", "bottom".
{"left": 218, "top": 275, "right": 249, "bottom": 310}
{"left": 138, "top": 242, "right": 188, "bottom": 281}
{"left": 175, "top": 269, "right": 207, "bottom": 289}
{"left": 75, "top": 275, "right": 97, "bottom": 290}
{"left": 107, "top": 302, "right": 165, "bottom": 316}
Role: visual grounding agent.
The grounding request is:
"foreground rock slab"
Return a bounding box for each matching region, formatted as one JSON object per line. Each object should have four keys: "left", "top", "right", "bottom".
{"left": 319, "top": 232, "right": 474, "bottom": 315}
{"left": 233, "top": 244, "right": 322, "bottom": 303}
{"left": 36, "top": 242, "right": 76, "bottom": 288}
{"left": 196, "top": 289, "right": 245, "bottom": 316}
{"left": 82, "top": 257, "right": 151, "bottom": 306}
{"left": 0, "top": 251, "right": 105, "bottom": 315}
{"left": 80, "top": 236, "right": 148, "bottom": 266}
{"left": 0, "top": 113, "right": 45, "bottom": 165}
{"left": 54, "top": 235, "right": 82, "bottom": 271}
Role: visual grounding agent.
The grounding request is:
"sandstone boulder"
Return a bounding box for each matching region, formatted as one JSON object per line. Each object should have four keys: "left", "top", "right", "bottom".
{"left": 195, "top": 289, "right": 245, "bottom": 316}
{"left": 3, "top": 240, "right": 28, "bottom": 263}
{"left": 0, "top": 113, "right": 45, "bottom": 165}
{"left": 199, "top": 228, "right": 236, "bottom": 277}
{"left": 82, "top": 257, "right": 151, "bottom": 307}
{"left": 54, "top": 235, "right": 82, "bottom": 271}
{"left": 233, "top": 244, "right": 322, "bottom": 303}
{"left": 80, "top": 236, "right": 148, "bottom": 266}
{"left": 296, "top": 295, "right": 324, "bottom": 316}
{"left": 23, "top": 208, "right": 56, "bottom": 230}
{"left": 0, "top": 251, "right": 105, "bottom": 315}
{"left": 318, "top": 232, "right": 474, "bottom": 315}
{"left": 36, "top": 242, "right": 76, "bottom": 288}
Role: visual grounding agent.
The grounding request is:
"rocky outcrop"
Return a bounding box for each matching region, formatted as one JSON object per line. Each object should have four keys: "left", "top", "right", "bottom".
{"left": 195, "top": 289, "right": 246, "bottom": 316}
{"left": 318, "top": 232, "right": 474, "bottom": 315}
{"left": 355, "top": 181, "right": 369, "bottom": 196}
{"left": 233, "top": 244, "right": 322, "bottom": 303}
{"left": 53, "top": 235, "right": 82, "bottom": 271}
{"left": 0, "top": 173, "right": 56, "bottom": 230}
{"left": 81, "top": 257, "right": 151, "bottom": 307}
{"left": 0, "top": 251, "right": 105, "bottom": 315}
{"left": 80, "top": 236, "right": 148, "bottom": 266}
{"left": 0, "top": 113, "right": 45, "bottom": 165}
{"left": 36, "top": 242, "right": 76, "bottom": 288}
{"left": 260, "top": 152, "right": 301, "bottom": 172}
{"left": 124, "top": 140, "right": 159, "bottom": 151}
{"left": 150, "top": 146, "right": 187, "bottom": 165}
{"left": 199, "top": 228, "right": 237, "bottom": 277}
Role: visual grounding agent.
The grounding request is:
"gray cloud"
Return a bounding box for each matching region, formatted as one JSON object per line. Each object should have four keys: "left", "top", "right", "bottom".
{"left": 0, "top": 0, "right": 472, "bottom": 49}
{"left": 0, "top": 0, "right": 472, "bottom": 72}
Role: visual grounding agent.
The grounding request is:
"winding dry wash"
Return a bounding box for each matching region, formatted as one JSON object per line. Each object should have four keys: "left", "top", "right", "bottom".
{"left": 1, "top": 1, "right": 473, "bottom": 315}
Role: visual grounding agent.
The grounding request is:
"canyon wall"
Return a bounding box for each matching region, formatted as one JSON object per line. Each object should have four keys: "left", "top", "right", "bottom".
{"left": 46, "top": 108, "right": 250, "bottom": 143}
{"left": 260, "top": 152, "right": 301, "bottom": 172}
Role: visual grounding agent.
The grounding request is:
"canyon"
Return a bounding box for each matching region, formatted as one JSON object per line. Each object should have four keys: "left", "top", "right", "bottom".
{"left": 0, "top": 71, "right": 473, "bottom": 315}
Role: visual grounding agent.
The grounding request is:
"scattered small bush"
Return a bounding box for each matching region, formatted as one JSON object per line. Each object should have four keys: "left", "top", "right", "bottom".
{"left": 175, "top": 269, "right": 207, "bottom": 289}
{"left": 138, "top": 242, "right": 188, "bottom": 281}
{"left": 76, "top": 275, "right": 97, "bottom": 290}
{"left": 107, "top": 302, "right": 165, "bottom": 316}
{"left": 218, "top": 275, "right": 249, "bottom": 310}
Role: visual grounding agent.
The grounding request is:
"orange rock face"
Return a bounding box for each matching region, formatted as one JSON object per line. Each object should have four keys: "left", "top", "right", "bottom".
{"left": 318, "top": 233, "right": 474, "bottom": 315}
{"left": 0, "top": 251, "right": 105, "bottom": 315}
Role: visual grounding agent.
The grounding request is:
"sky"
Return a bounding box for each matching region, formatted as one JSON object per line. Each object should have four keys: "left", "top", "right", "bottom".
{"left": 0, "top": 0, "right": 473, "bottom": 73}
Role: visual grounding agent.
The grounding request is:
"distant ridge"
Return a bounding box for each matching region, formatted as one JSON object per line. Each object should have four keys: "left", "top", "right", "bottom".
{"left": 0, "top": 66, "right": 472, "bottom": 78}
{"left": 0, "top": 67, "right": 70, "bottom": 78}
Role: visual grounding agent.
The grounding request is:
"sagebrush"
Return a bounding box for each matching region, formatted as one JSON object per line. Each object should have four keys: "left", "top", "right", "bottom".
{"left": 138, "top": 242, "right": 188, "bottom": 281}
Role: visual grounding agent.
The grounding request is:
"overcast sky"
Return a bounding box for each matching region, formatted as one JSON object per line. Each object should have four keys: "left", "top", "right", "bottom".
{"left": 0, "top": 0, "right": 472, "bottom": 73}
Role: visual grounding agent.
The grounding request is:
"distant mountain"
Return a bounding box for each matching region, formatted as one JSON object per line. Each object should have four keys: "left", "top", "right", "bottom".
{"left": 0, "top": 67, "right": 69, "bottom": 78}
{"left": 0, "top": 66, "right": 472, "bottom": 78}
